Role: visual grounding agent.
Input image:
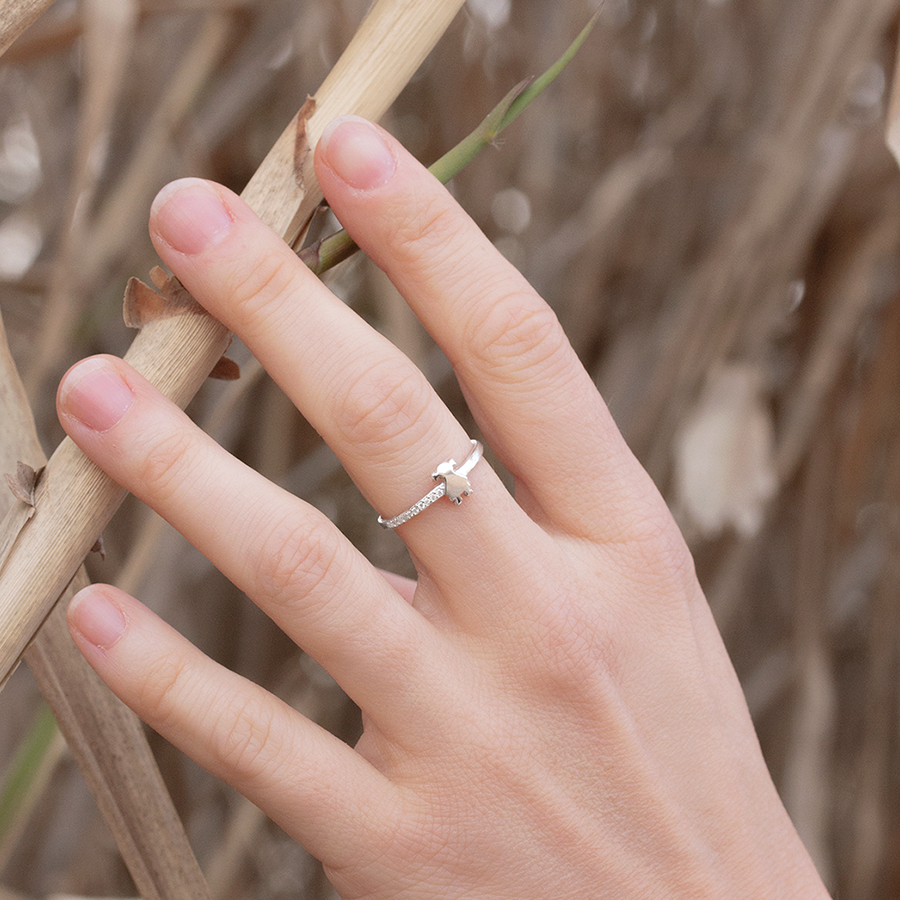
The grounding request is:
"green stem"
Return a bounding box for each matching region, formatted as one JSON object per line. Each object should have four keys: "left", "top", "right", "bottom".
{"left": 299, "top": 6, "right": 601, "bottom": 276}
{"left": 430, "top": 5, "right": 602, "bottom": 182}
{"left": 0, "top": 703, "right": 58, "bottom": 847}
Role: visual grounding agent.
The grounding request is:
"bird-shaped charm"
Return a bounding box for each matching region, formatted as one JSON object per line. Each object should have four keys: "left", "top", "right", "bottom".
{"left": 433, "top": 459, "right": 473, "bottom": 504}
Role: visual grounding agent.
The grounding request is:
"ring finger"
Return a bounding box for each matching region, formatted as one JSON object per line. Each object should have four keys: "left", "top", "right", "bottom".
{"left": 147, "top": 177, "right": 545, "bottom": 617}
{"left": 65, "top": 582, "right": 400, "bottom": 872}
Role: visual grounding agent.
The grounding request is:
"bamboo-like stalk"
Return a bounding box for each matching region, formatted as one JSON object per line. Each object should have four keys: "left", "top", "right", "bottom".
{"left": 0, "top": 0, "right": 55, "bottom": 57}
{"left": 0, "top": 316, "right": 211, "bottom": 900}
{"left": 0, "top": 0, "right": 467, "bottom": 687}
{"left": 243, "top": 0, "right": 467, "bottom": 247}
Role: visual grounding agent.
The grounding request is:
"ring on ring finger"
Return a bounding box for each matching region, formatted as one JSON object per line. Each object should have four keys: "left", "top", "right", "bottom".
{"left": 377, "top": 440, "right": 483, "bottom": 529}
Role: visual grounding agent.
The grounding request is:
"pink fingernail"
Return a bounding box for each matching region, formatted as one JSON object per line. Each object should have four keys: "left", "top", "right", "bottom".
{"left": 150, "top": 177, "right": 234, "bottom": 255}
{"left": 319, "top": 116, "right": 397, "bottom": 190}
{"left": 69, "top": 587, "right": 127, "bottom": 649}
{"left": 58, "top": 357, "right": 134, "bottom": 432}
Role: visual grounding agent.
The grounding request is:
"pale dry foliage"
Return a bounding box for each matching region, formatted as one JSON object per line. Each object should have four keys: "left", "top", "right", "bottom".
{"left": 1, "top": 1, "right": 900, "bottom": 898}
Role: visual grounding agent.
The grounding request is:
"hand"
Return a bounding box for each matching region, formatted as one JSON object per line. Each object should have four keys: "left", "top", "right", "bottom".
{"left": 58, "top": 116, "right": 828, "bottom": 899}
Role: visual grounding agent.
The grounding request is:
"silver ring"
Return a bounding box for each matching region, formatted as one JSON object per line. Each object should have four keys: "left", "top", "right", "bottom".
{"left": 377, "top": 440, "right": 483, "bottom": 529}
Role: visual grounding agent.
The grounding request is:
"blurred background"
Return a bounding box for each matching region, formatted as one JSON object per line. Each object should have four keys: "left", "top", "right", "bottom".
{"left": 1, "top": 0, "right": 900, "bottom": 897}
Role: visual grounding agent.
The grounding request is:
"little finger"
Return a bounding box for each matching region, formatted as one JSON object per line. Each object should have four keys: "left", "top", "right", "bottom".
{"left": 67, "top": 583, "right": 400, "bottom": 871}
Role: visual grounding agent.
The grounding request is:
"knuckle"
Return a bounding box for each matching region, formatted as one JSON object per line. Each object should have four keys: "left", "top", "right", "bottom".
{"left": 384, "top": 193, "right": 465, "bottom": 273}
{"left": 614, "top": 509, "right": 700, "bottom": 602}
{"left": 331, "top": 358, "right": 435, "bottom": 451}
{"left": 223, "top": 247, "right": 295, "bottom": 326}
{"left": 252, "top": 512, "right": 342, "bottom": 613}
{"left": 135, "top": 651, "right": 190, "bottom": 726}
{"left": 134, "top": 426, "right": 197, "bottom": 503}
{"left": 208, "top": 693, "right": 281, "bottom": 780}
{"left": 465, "top": 292, "right": 569, "bottom": 379}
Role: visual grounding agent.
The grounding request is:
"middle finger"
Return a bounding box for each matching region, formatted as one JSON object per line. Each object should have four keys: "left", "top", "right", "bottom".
{"left": 148, "top": 178, "right": 542, "bottom": 613}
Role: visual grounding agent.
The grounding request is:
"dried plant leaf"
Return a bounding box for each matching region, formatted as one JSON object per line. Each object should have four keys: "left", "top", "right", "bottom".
{"left": 123, "top": 274, "right": 205, "bottom": 329}
{"left": 149, "top": 264, "right": 169, "bottom": 290}
{"left": 293, "top": 95, "right": 317, "bottom": 190}
{"left": 90, "top": 534, "right": 105, "bottom": 560}
{"left": 4, "top": 462, "right": 41, "bottom": 507}
{"left": 209, "top": 356, "right": 241, "bottom": 381}
{"left": 123, "top": 278, "right": 168, "bottom": 328}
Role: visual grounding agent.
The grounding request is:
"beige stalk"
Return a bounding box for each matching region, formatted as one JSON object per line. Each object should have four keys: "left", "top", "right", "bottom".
{"left": 0, "top": 0, "right": 466, "bottom": 684}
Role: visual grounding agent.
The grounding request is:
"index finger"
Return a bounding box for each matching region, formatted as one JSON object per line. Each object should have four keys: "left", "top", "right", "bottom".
{"left": 314, "top": 117, "right": 666, "bottom": 541}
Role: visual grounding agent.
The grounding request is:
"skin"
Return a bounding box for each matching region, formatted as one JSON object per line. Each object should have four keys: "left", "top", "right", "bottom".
{"left": 57, "top": 116, "right": 831, "bottom": 899}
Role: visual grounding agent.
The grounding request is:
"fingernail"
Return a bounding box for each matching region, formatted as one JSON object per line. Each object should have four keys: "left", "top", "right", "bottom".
{"left": 59, "top": 357, "right": 134, "bottom": 432}
{"left": 319, "top": 116, "right": 397, "bottom": 190}
{"left": 150, "top": 177, "right": 234, "bottom": 255}
{"left": 69, "top": 587, "right": 127, "bottom": 650}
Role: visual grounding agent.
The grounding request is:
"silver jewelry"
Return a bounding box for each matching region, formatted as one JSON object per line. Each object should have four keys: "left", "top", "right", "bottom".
{"left": 377, "top": 440, "right": 483, "bottom": 529}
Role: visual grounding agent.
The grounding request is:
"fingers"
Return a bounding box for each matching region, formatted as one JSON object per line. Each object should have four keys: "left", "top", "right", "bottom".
{"left": 66, "top": 583, "right": 399, "bottom": 870}
{"left": 313, "top": 117, "right": 668, "bottom": 540}
{"left": 56, "top": 355, "right": 446, "bottom": 726}
{"left": 146, "top": 175, "right": 541, "bottom": 608}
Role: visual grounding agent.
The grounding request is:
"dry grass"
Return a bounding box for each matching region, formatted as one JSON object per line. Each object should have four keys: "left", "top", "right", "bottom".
{"left": 2, "top": 1, "right": 900, "bottom": 897}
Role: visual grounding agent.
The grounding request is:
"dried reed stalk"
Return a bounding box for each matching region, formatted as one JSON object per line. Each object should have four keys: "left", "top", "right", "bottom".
{"left": 0, "top": 315, "right": 210, "bottom": 900}
{"left": 0, "top": 0, "right": 55, "bottom": 58}
{"left": 0, "top": 0, "right": 466, "bottom": 690}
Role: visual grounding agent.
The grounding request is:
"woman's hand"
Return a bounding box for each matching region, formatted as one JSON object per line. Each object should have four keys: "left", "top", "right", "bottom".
{"left": 58, "top": 116, "right": 828, "bottom": 899}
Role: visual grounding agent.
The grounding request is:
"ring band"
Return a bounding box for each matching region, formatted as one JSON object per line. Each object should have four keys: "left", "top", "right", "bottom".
{"left": 377, "top": 440, "right": 483, "bottom": 529}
